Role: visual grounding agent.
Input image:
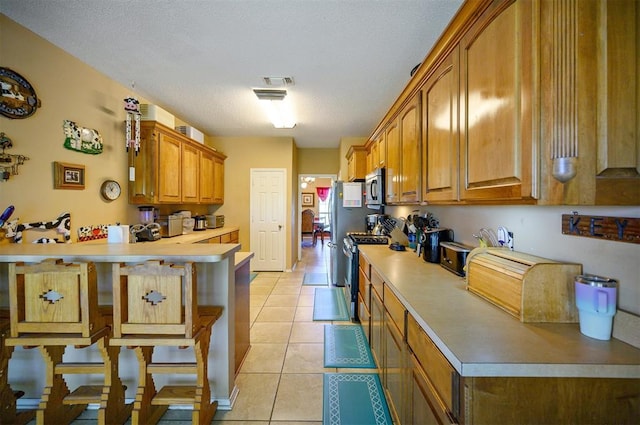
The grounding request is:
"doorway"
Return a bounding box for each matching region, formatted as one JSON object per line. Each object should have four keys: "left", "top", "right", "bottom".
{"left": 250, "top": 168, "right": 286, "bottom": 271}
{"left": 298, "top": 174, "right": 336, "bottom": 262}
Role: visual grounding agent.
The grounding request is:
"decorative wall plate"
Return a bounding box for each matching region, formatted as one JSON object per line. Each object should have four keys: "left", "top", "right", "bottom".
{"left": 0, "top": 67, "right": 41, "bottom": 119}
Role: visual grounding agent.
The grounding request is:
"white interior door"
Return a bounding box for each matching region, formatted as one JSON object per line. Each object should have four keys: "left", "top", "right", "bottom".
{"left": 250, "top": 168, "right": 286, "bottom": 271}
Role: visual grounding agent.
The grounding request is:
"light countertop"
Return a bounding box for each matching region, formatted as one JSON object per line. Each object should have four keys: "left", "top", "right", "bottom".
{"left": 358, "top": 245, "right": 640, "bottom": 379}
{"left": 153, "top": 227, "right": 239, "bottom": 244}
{"left": 0, "top": 239, "right": 240, "bottom": 263}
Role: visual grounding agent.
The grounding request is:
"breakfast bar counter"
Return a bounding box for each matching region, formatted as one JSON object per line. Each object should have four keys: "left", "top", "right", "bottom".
{"left": 0, "top": 242, "right": 244, "bottom": 410}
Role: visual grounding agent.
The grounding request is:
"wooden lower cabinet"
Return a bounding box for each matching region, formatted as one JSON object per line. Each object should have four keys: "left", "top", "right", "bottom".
{"left": 462, "top": 376, "right": 640, "bottom": 425}
{"left": 383, "top": 305, "right": 406, "bottom": 424}
{"left": 358, "top": 292, "right": 370, "bottom": 343}
{"left": 406, "top": 313, "right": 460, "bottom": 423}
{"left": 410, "top": 354, "right": 455, "bottom": 425}
{"left": 234, "top": 257, "right": 250, "bottom": 374}
{"left": 369, "top": 286, "right": 384, "bottom": 374}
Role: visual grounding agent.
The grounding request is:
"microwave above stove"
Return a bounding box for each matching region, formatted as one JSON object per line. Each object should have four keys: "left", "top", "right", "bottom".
{"left": 365, "top": 168, "right": 385, "bottom": 209}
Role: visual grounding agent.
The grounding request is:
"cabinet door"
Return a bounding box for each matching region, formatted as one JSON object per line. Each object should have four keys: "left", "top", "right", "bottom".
{"left": 199, "top": 150, "right": 215, "bottom": 203}
{"left": 385, "top": 121, "right": 400, "bottom": 204}
{"left": 181, "top": 141, "right": 199, "bottom": 203}
{"left": 399, "top": 93, "right": 421, "bottom": 203}
{"left": 539, "top": 0, "right": 640, "bottom": 205}
{"left": 384, "top": 305, "right": 407, "bottom": 424}
{"left": 378, "top": 133, "right": 386, "bottom": 168}
{"left": 128, "top": 123, "right": 157, "bottom": 204}
{"left": 157, "top": 131, "right": 182, "bottom": 203}
{"left": 407, "top": 314, "right": 458, "bottom": 420}
{"left": 213, "top": 156, "right": 224, "bottom": 204}
{"left": 370, "top": 287, "right": 384, "bottom": 372}
{"left": 459, "top": 0, "right": 536, "bottom": 202}
{"left": 370, "top": 138, "right": 379, "bottom": 173}
{"left": 422, "top": 46, "right": 460, "bottom": 203}
{"left": 409, "top": 354, "right": 455, "bottom": 425}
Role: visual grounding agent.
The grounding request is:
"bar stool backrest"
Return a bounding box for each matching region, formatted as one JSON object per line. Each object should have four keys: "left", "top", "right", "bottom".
{"left": 8, "top": 259, "right": 102, "bottom": 338}
{"left": 112, "top": 260, "right": 199, "bottom": 339}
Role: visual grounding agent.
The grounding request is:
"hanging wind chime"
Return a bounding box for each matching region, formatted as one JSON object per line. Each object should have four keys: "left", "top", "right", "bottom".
{"left": 124, "top": 94, "right": 141, "bottom": 155}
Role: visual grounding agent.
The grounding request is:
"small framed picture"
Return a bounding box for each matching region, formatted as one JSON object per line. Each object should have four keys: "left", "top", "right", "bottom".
{"left": 302, "top": 192, "right": 314, "bottom": 207}
{"left": 54, "top": 162, "right": 85, "bottom": 190}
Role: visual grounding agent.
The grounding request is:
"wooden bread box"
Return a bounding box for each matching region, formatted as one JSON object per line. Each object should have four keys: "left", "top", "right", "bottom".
{"left": 466, "top": 248, "right": 583, "bottom": 323}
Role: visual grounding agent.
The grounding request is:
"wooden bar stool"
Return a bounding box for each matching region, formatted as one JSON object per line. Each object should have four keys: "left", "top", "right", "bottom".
{"left": 0, "top": 310, "right": 35, "bottom": 425}
{"left": 109, "top": 260, "right": 222, "bottom": 425}
{"left": 4, "top": 259, "right": 131, "bottom": 425}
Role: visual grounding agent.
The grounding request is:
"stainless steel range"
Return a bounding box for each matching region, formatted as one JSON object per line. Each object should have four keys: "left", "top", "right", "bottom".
{"left": 343, "top": 232, "right": 389, "bottom": 321}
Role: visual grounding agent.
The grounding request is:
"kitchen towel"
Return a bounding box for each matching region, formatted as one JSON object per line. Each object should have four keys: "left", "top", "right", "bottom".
{"left": 323, "top": 373, "right": 392, "bottom": 425}
{"left": 313, "top": 287, "right": 349, "bottom": 321}
{"left": 324, "top": 325, "right": 375, "bottom": 368}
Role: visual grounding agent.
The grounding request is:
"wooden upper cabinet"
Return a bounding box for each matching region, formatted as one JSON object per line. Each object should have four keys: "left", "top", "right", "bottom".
{"left": 212, "top": 155, "right": 225, "bottom": 204}
{"left": 346, "top": 145, "right": 367, "bottom": 181}
{"left": 157, "top": 131, "right": 182, "bottom": 203}
{"left": 368, "top": 138, "right": 378, "bottom": 174}
{"left": 129, "top": 121, "right": 224, "bottom": 205}
{"left": 538, "top": 0, "right": 640, "bottom": 205}
{"left": 422, "top": 46, "right": 460, "bottom": 203}
{"left": 128, "top": 124, "right": 157, "bottom": 204}
{"left": 399, "top": 93, "right": 422, "bottom": 203}
{"left": 459, "top": 0, "right": 536, "bottom": 202}
{"left": 181, "top": 141, "right": 199, "bottom": 203}
{"left": 378, "top": 133, "right": 386, "bottom": 168}
{"left": 199, "top": 149, "right": 215, "bottom": 203}
{"left": 385, "top": 121, "right": 400, "bottom": 204}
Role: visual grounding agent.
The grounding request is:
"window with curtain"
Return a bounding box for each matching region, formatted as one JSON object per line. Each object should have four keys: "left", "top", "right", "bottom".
{"left": 316, "top": 187, "right": 331, "bottom": 225}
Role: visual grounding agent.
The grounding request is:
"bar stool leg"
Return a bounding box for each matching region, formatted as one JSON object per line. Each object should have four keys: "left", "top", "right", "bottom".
{"left": 37, "top": 345, "right": 87, "bottom": 424}
{"left": 191, "top": 320, "right": 217, "bottom": 425}
{"left": 0, "top": 321, "right": 34, "bottom": 425}
{"left": 95, "top": 337, "right": 133, "bottom": 425}
{"left": 131, "top": 346, "right": 167, "bottom": 425}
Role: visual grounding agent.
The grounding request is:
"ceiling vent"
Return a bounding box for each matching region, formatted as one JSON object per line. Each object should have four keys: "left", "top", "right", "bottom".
{"left": 253, "top": 89, "right": 287, "bottom": 101}
{"left": 262, "top": 76, "right": 295, "bottom": 87}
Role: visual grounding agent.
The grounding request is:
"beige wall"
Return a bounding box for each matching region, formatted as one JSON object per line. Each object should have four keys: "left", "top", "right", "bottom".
{"left": 388, "top": 204, "right": 640, "bottom": 315}
{"left": 0, "top": 15, "right": 145, "bottom": 242}
{"left": 297, "top": 148, "right": 340, "bottom": 175}
{"left": 209, "top": 136, "right": 297, "bottom": 270}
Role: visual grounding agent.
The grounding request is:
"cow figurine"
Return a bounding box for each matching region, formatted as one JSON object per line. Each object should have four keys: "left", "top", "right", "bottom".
{"left": 63, "top": 119, "right": 103, "bottom": 154}
{"left": 124, "top": 97, "right": 140, "bottom": 113}
{"left": 4, "top": 211, "right": 71, "bottom": 243}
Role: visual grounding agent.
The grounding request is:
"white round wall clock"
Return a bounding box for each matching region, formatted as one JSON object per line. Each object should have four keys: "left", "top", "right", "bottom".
{"left": 100, "top": 179, "right": 121, "bottom": 201}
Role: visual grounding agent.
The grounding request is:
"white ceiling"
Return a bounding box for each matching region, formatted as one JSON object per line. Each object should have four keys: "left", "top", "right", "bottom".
{"left": 1, "top": 0, "right": 463, "bottom": 148}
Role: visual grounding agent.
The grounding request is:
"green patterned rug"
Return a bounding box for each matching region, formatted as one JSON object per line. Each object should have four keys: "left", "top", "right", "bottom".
{"left": 323, "top": 373, "right": 392, "bottom": 425}
{"left": 324, "top": 324, "right": 375, "bottom": 368}
{"left": 313, "top": 287, "right": 349, "bottom": 321}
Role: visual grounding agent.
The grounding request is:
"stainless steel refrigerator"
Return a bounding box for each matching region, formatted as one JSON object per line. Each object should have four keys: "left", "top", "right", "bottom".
{"left": 328, "top": 181, "right": 368, "bottom": 286}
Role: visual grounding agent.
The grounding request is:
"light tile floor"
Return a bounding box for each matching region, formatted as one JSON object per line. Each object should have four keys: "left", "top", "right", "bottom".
{"left": 37, "top": 236, "right": 374, "bottom": 424}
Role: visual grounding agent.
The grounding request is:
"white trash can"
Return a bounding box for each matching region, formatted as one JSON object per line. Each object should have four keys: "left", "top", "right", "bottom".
{"left": 575, "top": 274, "right": 618, "bottom": 340}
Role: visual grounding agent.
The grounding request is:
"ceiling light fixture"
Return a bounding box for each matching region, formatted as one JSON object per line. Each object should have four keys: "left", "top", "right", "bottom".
{"left": 253, "top": 89, "right": 296, "bottom": 129}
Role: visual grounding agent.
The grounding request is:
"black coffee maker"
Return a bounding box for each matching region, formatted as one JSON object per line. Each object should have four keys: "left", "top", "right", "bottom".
{"left": 421, "top": 228, "right": 454, "bottom": 263}
{"left": 365, "top": 214, "right": 378, "bottom": 233}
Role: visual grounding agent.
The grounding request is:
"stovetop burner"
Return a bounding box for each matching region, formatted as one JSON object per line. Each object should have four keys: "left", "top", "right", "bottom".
{"left": 347, "top": 232, "right": 389, "bottom": 245}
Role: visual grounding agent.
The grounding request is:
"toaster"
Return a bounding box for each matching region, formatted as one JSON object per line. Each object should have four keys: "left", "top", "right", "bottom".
{"left": 158, "top": 214, "right": 183, "bottom": 238}
{"left": 206, "top": 214, "right": 225, "bottom": 229}
{"left": 439, "top": 241, "right": 473, "bottom": 276}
